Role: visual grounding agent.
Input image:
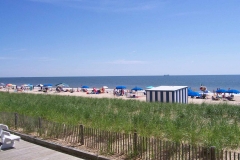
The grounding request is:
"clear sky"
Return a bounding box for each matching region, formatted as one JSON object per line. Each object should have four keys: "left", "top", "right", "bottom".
{"left": 1, "top": 0, "right": 240, "bottom": 77}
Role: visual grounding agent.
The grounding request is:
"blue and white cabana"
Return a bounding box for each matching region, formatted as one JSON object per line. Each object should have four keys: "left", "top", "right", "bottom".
{"left": 146, "top": 86, "right": 188, "bottom": 104}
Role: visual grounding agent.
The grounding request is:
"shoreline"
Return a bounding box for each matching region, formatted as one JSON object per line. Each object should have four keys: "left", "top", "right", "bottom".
{"left": 1, "top": 87, "right": 240, "bottom": 105}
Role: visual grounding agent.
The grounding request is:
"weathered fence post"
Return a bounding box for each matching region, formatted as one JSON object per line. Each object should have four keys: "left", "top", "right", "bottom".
{"left": 38, "top": 117, "right": 42, "bottom": 136}
{"left": 133, "top": 130, "right": 138, "bottom": 155}
{"left": 211, "top": 146, "right": 216, "bottom": 160}
{"left": 14, "top": 113, "right": 18, "bottom": 130}
{"left": 38, "top": 117, "right": 41, "bottom": 129}
{"left": 79, "top": 124, "right": 84, "bottom": 145}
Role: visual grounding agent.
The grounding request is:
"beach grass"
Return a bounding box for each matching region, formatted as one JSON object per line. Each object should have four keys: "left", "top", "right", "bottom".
{"left": 1, "top": 91, "right": 240, "bottom": 149}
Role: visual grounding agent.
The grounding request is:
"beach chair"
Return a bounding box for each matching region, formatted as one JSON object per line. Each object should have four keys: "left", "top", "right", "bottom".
{"left": 0, "top": 124, "right": 8, "bottom": 137}
{"left": 1, "top": 131, "right": 21, "bottom": 149}
{"left": 226, "top": 96, "right": 235, "bottom": 101}
{"left": 212, "top": 96, "right": 220, "bottom": 101}
{"left": 200, "top": 94, "right": 207, "bottom": 99}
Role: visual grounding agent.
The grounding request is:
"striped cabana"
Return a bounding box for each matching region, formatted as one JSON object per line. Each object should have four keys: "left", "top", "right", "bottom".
{"left": 146, "top": 86, "right": 188, "bottom": 104}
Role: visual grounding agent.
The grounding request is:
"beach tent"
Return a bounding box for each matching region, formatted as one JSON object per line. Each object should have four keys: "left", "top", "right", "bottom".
{"left": 81, "top": 85, "right": 89, "bottom": 88}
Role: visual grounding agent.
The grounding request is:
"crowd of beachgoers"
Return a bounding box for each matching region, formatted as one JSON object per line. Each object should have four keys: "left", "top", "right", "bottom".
{"left": 0, "top": 83, "right": 240, "bottom": 105}
{"left": 0, "top": 83, "right": 146, "bottom": 100}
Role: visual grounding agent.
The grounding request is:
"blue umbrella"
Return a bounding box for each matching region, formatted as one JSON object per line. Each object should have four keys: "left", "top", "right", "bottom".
{"left": 188, "top": 88, "right": 193, "bottom": 92}
{"left": 116, "top": 85, "right": 126, "bottom": 89}
{"left": 43, "top": 84, "right": 53, "bottom": 88}
{"left": 226, "top": 89, "right": 240, "bottom": 94}
{"left": 131, "top": 86, "right": 143, "bottom": 91}
{"left": 188, "top": 91, "right": 200, "bottom": 97}
{"left": 81, "top": 85, "right": 89, "bottom": 88}
{"left": 216, "top": 89, "right": 227, "bottom": 93}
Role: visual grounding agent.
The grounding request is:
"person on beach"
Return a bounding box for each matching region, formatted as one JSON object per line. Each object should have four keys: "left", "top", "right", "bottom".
{"left": 56, "top": 86, "right": 61, "bottom": 92}
{"left": 43, "top": 87, "right": 48, "bottom": 92}
{"left": 113, "top": 88, "right": 116, "bottom": 97}
{"left": 91, "top": 87, "right": 97, "bottom": 94}
{"left": 101, "top": 86, "right": 105, "bottom": 93}
{"left": 121, "top": 89, "right": 124, "bottom": 96}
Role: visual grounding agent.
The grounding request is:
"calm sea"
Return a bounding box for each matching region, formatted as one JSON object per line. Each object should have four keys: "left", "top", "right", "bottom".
{"left": 0, "top": 75, "right": 240, "bottom": 92}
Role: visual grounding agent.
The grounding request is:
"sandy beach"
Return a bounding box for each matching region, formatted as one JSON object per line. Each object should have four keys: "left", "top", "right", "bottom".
{"left": 1, "top": 87, "right": 240, "bottom": 106}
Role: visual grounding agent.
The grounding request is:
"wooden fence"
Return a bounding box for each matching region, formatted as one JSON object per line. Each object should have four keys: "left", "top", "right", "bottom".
{"left": 0, "top": 112, "right": 240, "bottom": 160}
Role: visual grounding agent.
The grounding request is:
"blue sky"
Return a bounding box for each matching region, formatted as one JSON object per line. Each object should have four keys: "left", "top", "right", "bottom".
{"left": 1, "top": 0, "right": 240, "bottom": 77}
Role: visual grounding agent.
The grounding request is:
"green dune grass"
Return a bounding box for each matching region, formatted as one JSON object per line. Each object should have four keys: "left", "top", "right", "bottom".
{"left": 1, "top": 92, "right": 240, "bottom": 149}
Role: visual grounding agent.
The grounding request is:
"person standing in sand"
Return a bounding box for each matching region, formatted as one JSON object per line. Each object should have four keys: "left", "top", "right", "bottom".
{"left": 113, "top": 88, "right": 116, "bottom": 97}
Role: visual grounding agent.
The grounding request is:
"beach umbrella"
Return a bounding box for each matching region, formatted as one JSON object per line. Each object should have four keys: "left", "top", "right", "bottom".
{"left": 43, "top": 84, "right": 53, "bottom": 88}
{"left": 216, "top": 89, "right": 227, "bottom": 93}
{"left": 0, "top": 83, "right": 5, "bottom": 86}
{"left": 81, "top": 85, "right": 89, "bottom": 88}
{"left": 188, "top": 91, "right": 200, "bottom": 97}
{"left": 102, "top": 86, "right": 108, "bottom": 89}
{"left": 132, "top": 86, "right": 143, "bottom": 91}
{"left": 146, "top": 86, "right": 154, "bottom": 89}
{"left": 116, "top": 85, "right": 126, "bottom": 89}
{"left": 226, "top": 89, "right": 240, "bottom": 94}
{"left": 36, "top": 84, "right": 43, "bottom": 87}
{"left": 188, "top": 88, "right": 193, "bottom": 92}
{"left": 6, "top": 84, "right": 13, "bottom": 87}
{"left": 55, "top": 83, "right": 69, "bottom": 88}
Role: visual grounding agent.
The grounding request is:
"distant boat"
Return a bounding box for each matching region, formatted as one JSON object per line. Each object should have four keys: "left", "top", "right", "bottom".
{"left": 164, "top": 74, "right": 170, "bottom": 76}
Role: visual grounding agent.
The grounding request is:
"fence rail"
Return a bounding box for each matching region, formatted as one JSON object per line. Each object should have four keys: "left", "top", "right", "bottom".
{"left": 0, "top": 112, "right": 239, "bottom": 160}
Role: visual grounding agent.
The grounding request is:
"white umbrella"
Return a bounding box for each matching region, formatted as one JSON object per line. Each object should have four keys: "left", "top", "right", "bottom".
{"left": 102, "top": 86, "right": 108, "bottom": 89}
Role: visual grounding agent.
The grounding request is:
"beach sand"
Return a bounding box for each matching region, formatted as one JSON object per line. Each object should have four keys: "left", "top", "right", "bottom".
{"left": 1, "top": 87, "right": 240, "bottom": 106}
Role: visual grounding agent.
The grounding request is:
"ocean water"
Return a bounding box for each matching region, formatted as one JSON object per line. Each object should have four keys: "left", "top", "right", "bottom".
{"left": 0, "top": 75, "right": 240, "bottom": 92}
